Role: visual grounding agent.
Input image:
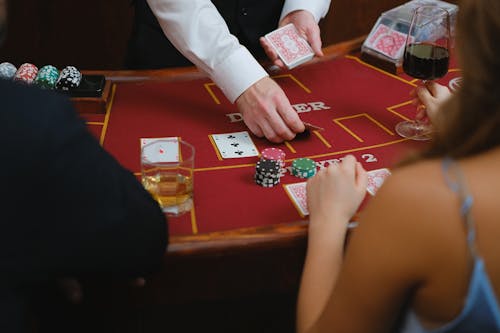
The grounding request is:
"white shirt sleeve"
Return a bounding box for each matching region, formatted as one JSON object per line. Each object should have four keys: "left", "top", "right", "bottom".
{"left": 280, "top": 0, "right": 332, "bottom": 22}
{"left": 146, "top": 0, "right": 268, "bottom": 103}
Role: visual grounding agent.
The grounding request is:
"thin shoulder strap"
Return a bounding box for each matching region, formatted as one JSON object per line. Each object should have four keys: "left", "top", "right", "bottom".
{"left": 442, "top": 157, "right": 477, "bottom": 257}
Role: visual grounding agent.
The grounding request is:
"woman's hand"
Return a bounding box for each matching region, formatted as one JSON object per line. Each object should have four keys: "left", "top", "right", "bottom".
{"left": 306, "top": 155, "right": 368, "bottom": 234}
{"left": 412, "top": 81, "right": 452, "bottom": 124}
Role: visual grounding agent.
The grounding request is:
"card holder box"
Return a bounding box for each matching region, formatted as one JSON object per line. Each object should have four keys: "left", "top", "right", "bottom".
{"left": 361, "top": 0, "right": 457, "bottom": 74}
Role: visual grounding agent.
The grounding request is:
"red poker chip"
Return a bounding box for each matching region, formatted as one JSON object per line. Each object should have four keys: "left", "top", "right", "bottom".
{"left": 260, "top": 147, "right": 286, "bottom": 167}
{"left": 14, "top": 63, "right": 38, "bottom": 83}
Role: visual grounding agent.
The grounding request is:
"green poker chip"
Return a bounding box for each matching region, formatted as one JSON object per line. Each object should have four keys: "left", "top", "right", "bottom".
{"left": 291, "top": 158, "right": 317, "bottom": 179}
{"left": 35, "top": 65, "right": 59, "bottom": 89}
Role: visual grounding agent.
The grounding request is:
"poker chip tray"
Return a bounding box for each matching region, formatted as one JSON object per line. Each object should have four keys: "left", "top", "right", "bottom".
{"left": 70, "top": 75, "right": 112, "bottom": 114}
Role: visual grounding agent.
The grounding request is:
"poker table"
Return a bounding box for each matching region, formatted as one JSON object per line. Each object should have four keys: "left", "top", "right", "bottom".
{"left": 79, "top": 37, "right": 461, "bottom": 310}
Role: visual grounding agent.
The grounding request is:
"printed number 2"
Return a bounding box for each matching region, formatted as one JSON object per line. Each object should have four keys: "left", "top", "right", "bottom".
{"left": 361, "top": 154, "right": 377, "bottom": 163}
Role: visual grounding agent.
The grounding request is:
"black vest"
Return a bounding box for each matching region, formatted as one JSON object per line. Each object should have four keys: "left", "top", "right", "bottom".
{"left": 126, "top": 0, "right": 285, "bottom": 69}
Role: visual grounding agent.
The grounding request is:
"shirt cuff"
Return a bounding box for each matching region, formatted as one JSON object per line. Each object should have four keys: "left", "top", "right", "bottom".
{"left": 211, "top": 46, "right": 268, "bottom": 103}
{"left": 280, "top": 0, "right": 331, "bottom": 22}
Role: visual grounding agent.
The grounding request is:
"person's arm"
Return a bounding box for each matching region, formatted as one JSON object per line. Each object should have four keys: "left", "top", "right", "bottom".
{"left": 298, "top": 156, "right": 367, "bottom": 332}
{"left": 145, "top": 0, "right": 266, "bottom": 104}
{"left": 297, "top": 162, "right": 436, "bottom": 333}
{"left": 146, "top": 0, "right": 305, "bottom": 143}
{"left": 280, "top": 0, "right": 331, "bottom": 23}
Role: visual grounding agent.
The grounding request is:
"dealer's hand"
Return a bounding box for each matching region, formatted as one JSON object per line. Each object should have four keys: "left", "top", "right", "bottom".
{"left": 236, "top": 76, "right": 305, "bottom": 143}
{"left": 259, "top": 10, "right": 323, "bottom": 70}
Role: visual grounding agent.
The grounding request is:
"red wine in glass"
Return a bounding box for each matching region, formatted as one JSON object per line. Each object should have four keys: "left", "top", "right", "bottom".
{"left": 403, "top": 43, "right": 449, "bottom": 80}
{"left": 395, "top": 6, "right": 451, "bottom": 140}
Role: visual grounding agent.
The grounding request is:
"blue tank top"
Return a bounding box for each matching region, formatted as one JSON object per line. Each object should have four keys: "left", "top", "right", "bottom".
{"left": 400, "top": 158, "right": 500, "bottom": 333}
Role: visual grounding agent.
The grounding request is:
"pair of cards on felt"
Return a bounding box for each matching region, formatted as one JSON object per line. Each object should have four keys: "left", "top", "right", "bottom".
{"left": 284, "top": 168, "right": 391, "bottom": 218}
{"left": 141, "top": 131, "right": 257, "bottom": 162}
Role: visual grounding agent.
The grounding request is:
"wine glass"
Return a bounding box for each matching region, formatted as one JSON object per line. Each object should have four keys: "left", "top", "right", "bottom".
{"left": 395, "top": 5, "right": 451, "bottom": 141}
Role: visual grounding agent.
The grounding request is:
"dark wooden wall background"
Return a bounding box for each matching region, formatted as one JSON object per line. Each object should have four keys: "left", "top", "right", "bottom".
{"left": 0, "top": 0, "right": 421, "bottom": 70}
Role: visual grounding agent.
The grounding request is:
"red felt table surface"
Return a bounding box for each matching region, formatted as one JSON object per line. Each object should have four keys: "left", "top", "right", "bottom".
{"left": 84, "top": 55, "right": 461, "bottom": 236}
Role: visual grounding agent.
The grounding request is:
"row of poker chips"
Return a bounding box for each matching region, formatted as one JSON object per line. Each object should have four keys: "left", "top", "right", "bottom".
{"left": 255, "top": 147, "right": 318, "bottom": 188}
{"left": 0, "top": 62, "right": 82, "bottom": 90}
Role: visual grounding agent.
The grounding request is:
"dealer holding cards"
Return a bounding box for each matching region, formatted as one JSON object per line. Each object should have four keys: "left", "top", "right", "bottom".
{"left": 127, "top": 0, "right": 331, "bottom": 143}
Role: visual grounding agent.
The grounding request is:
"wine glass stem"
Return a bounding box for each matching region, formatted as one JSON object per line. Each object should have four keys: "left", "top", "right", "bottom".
{"left": 416, "top": 79, "right": 430, "bottom": 130}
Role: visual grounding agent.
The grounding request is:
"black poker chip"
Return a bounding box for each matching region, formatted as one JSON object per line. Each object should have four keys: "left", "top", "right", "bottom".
{"left": 56, "top": 66, "right": 82, "bottom": 90}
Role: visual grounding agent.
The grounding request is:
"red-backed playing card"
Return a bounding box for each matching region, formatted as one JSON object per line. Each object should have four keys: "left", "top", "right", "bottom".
{"left": 364, "top": 24, "right": 410, "bottom": 60}
{"left": 366, "top": 168, "right": 391, "bottom": 196}
{"left": 265, "top": 23, "right": 314, "bottom": 69}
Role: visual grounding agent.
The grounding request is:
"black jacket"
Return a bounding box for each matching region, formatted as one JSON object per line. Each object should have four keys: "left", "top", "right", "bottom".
{"left": 0, "top": 79, "right": 168, "bottom": 332}
{"left": 126, "top": 0, "right": 285, "bottom": 69}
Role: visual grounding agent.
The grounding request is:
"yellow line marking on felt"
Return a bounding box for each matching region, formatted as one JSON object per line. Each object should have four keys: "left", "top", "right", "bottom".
{"left": 208, "top": 134, "right": 223, "bottom": 161}
{"left": 292, "top": 137, "right": 412, "bottom": 162}
{"left": 194, "top": 163, "right": 256, "bottom": 172}
{"left": 345, "top": 55, "right": 417, "bottom": 87}
{"left": 86, "top": 121, "right": 104, "bottom": 126}
{"left": 203, "top": 73, "right": 311, "bottom": 105}
{"left": 363, "top": 114, "right": 395, "bottom": 136}
{"left": 177, "top": 136, "right": 184, "bottom": 162}
{"left": 204, "top": 83, "right": 221, "bottom": 105}
{"left": 282, "top": 184, "right": 306, "bottom": 219}
{"left": 272, "top": 74, "right": 312, "bottom": 93}
{"left": 284, "top": 141, "right": 297, "bottom": 153}
{"left": 99, "top": 83, "right": 116, "bottom": 146}
{"left": 190, "top": 205, "right": 198, "bottom": 234}
{"left": 387, "top": 100, "right": 413, "bottom": 121}
{"left": 333, "top": 113, "right": 394, "bottom": 143}
{"left": 333, "top": 118, "right": 363, "bottom": 143}
{"left": 313, "top": 130, "right": 332, "bottom": 148}
{"left": 133, "top": 138, "right": 412, "bottom": 175}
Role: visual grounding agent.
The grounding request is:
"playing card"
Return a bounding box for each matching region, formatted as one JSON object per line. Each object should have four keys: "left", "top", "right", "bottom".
{"left": 140, "top": 137, "right": 179, "bottom": 162}
{"left": 364, "top": 24, "right": 410, "bottom": 60}
{"left": 265, "top": 23, "right": 314, "bottom": 69}
{"left": 284, "top": 182, "right": 309, "bottom": 217}
{"left": 366, "top": 168, "right": 391, "bottom": 196}
{"left": 211, "top": 131, "right": 259, "bottom": 159}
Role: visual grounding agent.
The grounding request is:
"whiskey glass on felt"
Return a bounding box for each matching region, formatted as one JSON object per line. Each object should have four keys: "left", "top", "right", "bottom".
{"left": 395, "top": 6, "right": 450, "bottom": 141}
{"left": 141, "top": 139, "right": 195, "bottom": 216}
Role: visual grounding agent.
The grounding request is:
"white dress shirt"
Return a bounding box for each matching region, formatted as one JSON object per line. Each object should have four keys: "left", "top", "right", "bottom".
{"left": 146, "top": 0, "right": 331, "bottom": 103}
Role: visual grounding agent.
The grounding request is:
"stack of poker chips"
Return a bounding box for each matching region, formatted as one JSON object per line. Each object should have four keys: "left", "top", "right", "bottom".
{"left": 13, "top": 63, "right": 38, "bottom": 84}
{"left": 254, "top": 147, "right": 286, "bottom": 188}
{"left": 291, "top": 158, "right": 317, "bottom": 179}
{"left": 35, "top": 65, "right": 59, "bottom": 89}
{"left": 254, "top": 159, "right": 281, "bottom": 187}
{"left": 0, "top": 62, "right": 17, "bottom": 79}
{"left": 55, "top": 66, "right": 82, "bottom": 91}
